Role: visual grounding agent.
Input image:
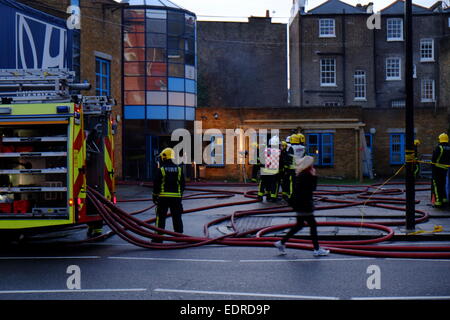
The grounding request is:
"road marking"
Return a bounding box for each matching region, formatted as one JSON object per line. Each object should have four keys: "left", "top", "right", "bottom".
{"left": 0, "top": 288, "right": 147, "bottom": 294}
{"left": 0, "top": 256, "right": 100, "bottom": 260}
{"left": 154, "top": 288, "right": 339, "bottom": 300}
{"left": 385, "top": 258, "right": 450, "bottom": 262}
{"left": 240, "top": 257, "right": 375, "bottom": 263}
{"left": 108, "top": 256, "right": 232, "bottom": 263}
{"left": 352, "top": 296, "right": 450, "bottom": 300}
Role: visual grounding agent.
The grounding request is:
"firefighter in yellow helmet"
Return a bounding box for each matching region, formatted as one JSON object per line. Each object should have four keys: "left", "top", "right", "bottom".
{"left": 152, "top": 147, "right": 185, "bottom": 242}
{"left": 414, "top": 139, "right": 421, "bottom": 178}
{"left": 279, "top": 140, "right": 290, "bottom": 199}
{"left": 281, "top": 133, "right": 306, "bottom": 200}
{"left": 431, "top": 133, "right": 450, "bottom": 208}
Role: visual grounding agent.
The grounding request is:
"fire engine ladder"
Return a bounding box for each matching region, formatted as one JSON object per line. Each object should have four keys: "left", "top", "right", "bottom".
{"left": 82, "top": 96, "right": 116, "bottom": 155}
{"left": 0, "top": 69, "right": 90, "bottom": 104}
{"left": 82, "top": 96, "right": 115, "bottom": 115}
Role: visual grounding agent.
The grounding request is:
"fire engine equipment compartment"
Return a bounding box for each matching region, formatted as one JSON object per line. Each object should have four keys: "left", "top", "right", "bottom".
{"left": 0, "top": 124, "right": 68, "bottom": 218}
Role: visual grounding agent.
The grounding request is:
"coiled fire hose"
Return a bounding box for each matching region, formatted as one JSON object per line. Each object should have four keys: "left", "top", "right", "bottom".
{"left": 83, "top": 181, "right": 450, "bottom": 259}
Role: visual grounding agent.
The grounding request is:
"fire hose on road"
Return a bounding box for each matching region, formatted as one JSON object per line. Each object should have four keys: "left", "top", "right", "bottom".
{"left": 85, "top": 182, "right": 450, "bottom": 259}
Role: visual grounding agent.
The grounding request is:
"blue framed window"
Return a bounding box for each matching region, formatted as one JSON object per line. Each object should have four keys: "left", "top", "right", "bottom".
{"left": 390, "top": 133, "right": 405, "bottom": 165}
{"left": 95, "top": 57, "right": 111, "bottom": 96}
{"left": 306, "top": 133, "right": 334, "bottom": 167}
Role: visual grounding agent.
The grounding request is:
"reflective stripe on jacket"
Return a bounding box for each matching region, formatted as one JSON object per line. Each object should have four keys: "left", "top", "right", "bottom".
{"left": 432, "top": 143, "right": 450, "bottom": 170}
{"left": 153, "top": 161, "right": 185, "bottom": 198}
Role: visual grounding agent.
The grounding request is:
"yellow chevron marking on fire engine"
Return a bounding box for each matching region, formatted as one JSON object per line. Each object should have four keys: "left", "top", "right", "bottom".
{"left": 72, "top": 112, "right": 86, "bottom": 220}
{"left": 104, "top": 118, "right": 114, "bottom": 200}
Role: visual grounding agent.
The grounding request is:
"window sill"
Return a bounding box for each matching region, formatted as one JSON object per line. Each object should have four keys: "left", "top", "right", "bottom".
{"left": 386, "top": 38, "right": 404, "bottom": 42}
{"left": 420, "top": 100, "right": 436, "bottom": 103}
{"left": 319, "top": 34, "right": 336, "bottom": 38}
{"left": 320, "top": 84, "right": 337, "bottom": 87}
{"left": 354, "top": 98, "right": 367, "bottom": 102}
{"left": 420, "top": 59, "right": 435, "bottom": 63}
{"left": 386, "top": 78, "right": 401, "bottom": 81}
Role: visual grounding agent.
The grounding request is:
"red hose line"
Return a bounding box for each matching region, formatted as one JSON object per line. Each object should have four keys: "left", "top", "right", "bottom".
{"left": 84, "top": 182, "right": 450, "bottom": 259}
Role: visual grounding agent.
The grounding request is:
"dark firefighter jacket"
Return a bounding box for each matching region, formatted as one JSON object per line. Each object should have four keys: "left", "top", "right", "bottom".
{"left": 432, "top": 142, "right": 450, "bottom": 170}
{"left": 153, "top": 160, "right": 185, "bottom": 198}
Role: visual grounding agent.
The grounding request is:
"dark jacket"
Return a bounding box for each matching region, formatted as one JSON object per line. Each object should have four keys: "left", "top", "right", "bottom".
{"left": 153, "top": 160, "right": 185, "bottom": 198}
{"left": 432, "top": 142, "right": 450, "bottom": 171}
{"left": 288, "top": 170, "right": 317, "bottom": 213}
{"left": 280, "top": 146, "right": 293, "bottom": 171}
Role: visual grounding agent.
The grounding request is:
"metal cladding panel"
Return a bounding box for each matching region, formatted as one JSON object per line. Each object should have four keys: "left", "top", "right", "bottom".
{"left": 0, "top": 0, "right": 73, "bottom": 69}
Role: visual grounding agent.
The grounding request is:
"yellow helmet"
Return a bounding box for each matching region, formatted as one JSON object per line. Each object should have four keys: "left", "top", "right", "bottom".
{"left": 290, "top": 134, "right": 300, "bottom": 144}
{"left": 438, "top": 133, "right": 449, "bottom": 143}
{"left": 298, "top": 133, "right": 306, "bottom": 144}
{"left": 160, "top": 148, "right": 175, "bottom": 160}
{"left": 414, "top": 139, "right": 420, "bottom": 146}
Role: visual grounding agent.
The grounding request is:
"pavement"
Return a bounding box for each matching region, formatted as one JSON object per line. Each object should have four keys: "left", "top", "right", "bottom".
{"left": 115, "top": 179, "right": 450, "bottom": 244}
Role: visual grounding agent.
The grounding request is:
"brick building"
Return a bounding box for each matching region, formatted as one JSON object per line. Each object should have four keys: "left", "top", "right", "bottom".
{"left": 436, "top": 4, "right": 450, "bottom": 123}
{"left": 15, "top": 0, "right": 124, "bottom": 178}
{"left": 194, "top": 0, "right": 449, "bottom": 182}
{"left": 289, "top": 0, "right": 374, "bottom": 107}
{"left": 197, "top": 13, "right": 288, "bottom": 108}
{"left": 196, "top": 106, "right": 366, "bottom": 181}
{"left": 376, "top": 0, "right": 439, "bottom": 109}
{"left": 286, "top": 0, "right": 449, "bottom": 179}
{"left": 289, "top": 0, "right": 450, "bottom": 109}
{"left": 195, "top": 105, "right": 448, "bottom": 181}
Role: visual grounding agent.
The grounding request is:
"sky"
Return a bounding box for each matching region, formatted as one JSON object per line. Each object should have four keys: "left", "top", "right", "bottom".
{"left": 165, "top": 0, "right": 444, "bottom": 23}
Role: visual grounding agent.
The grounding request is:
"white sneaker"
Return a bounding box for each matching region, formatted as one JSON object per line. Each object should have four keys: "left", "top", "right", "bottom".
{"left": 274, "top": 241, "right": 286, "bottom": 255}
{"left": 313, "top": 248, "right": 330, "bottom": 257}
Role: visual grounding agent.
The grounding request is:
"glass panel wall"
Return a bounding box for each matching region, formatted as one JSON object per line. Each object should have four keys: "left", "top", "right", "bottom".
{"left": 123, "top": 7, "right": 197, "bottom": 122}
{"left": 123, "top": 5, "right": 197, "bottom": 180}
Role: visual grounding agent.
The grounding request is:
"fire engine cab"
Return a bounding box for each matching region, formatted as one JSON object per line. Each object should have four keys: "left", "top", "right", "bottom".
{"left": 0, "top": 69, "right": 115, "bottom": 236}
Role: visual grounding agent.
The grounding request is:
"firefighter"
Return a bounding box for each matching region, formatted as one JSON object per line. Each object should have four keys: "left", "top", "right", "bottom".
{"left": 280, "top": 140, "right": 290, "bottom": 199}
{"left": 87, "top": 221, "right": 104, "bottom": 238}
{"left": 282, "top": 134, "right": 306, "bottom": 200}
{"left": 250, "top": 142, "right": 262, "bottom": 183}
{"left": 258, "top": 136, "right": 281, "bottom": 202}
{"left": 414, "top": 139, "right": 421, "bottom": 178}
{"left": 152, "top": 148, "right": 185, "bottom": 242}
{"left": 431, "top": 133, "right": 450, "bottom": 208}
